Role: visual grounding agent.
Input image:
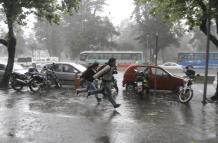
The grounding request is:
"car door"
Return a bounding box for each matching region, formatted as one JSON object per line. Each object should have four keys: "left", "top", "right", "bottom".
{"left": 149, "top": 67, "right": 172, "bottom": 90}
{"left": 55, "top": 64, "right": 79, "bottom": 85}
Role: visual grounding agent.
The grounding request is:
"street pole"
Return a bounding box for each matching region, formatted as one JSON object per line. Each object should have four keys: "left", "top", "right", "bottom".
{"left": 155, "top": 32, "right": 158, "bottom": 66}
{"left": 154, "top": 32, "right": 158, "bottom": 91}
{"left": 202, "top": 0, "right": 211, "bottom": 104}
{"left": 146, "top": 34, "right": 149, "bottom": 63}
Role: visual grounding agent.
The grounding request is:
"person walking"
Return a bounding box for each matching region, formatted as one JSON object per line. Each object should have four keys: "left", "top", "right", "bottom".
{"left": 91, "top": 58, "right": 121, "bottom": 108}
{"left": 76, "top": 62, "right": 101, "bottom": 102}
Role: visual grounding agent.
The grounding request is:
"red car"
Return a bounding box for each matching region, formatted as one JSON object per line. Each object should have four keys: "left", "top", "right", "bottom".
{"left": 123, "top": 64, "right": 185, "bottom": 92}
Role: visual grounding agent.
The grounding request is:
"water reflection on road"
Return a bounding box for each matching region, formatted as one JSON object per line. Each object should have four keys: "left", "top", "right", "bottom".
{"left": 0, "top": 71, "right": 217, "bottom": 143}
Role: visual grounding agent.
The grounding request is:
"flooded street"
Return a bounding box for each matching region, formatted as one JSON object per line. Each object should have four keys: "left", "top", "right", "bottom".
{"left": 0, "top": 72, "right": 218, "bottom": 143}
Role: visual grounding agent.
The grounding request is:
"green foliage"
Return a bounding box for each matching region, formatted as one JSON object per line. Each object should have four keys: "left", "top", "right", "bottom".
{"left": 135, "top": 0, "right": 218, "bottom": 51}
{"left": 34, "top": 0, "right": 119, "bottom": 59}
{"left": 135, "top": 0, "right": 218, "bottom": 30}
{"left": 132, "top": 2, "right": 179, "bottom": 53}
{"left": 0, "top": 0, "right": 81, "bottom": 25}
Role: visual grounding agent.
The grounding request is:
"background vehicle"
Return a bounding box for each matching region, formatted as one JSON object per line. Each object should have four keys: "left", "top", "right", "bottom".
{"left": 10, "top": 72, "right": 36, "bottom": 91}
{"left": 123, "top": 64, "right": 184, "bottom": 92}
{"left": 16, "top": 57, "right": 59, "bottom": 67}
{"left": 79, "top": 51, "right": 145, "bottom": 67}
{"left": 177, "top": 51, "right": 218, "bottom": 68}
{"left": 0, "top": 62, "right": 27, "bottom": 81}
{"left": 213, "top": 72, "right": 217, "bottom": 89}
{"left": 159, "top": 62, "right": 183, "bottom": 70}
{"left": 41, "top": 62, "right": 86, "bottom": 85}
{"left": 123, "top": 64, "right": 194, "bottom": 102}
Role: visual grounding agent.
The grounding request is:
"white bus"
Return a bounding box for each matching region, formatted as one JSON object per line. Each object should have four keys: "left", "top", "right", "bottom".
{"left": 79, "top": 51, "right": 145, "bottom": 67}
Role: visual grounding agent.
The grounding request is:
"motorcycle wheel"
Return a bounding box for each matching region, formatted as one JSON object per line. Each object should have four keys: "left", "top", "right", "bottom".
{"left": 125, "top": 83, "right": 135, "bottom": 94}
{"left": 29, "top": 79, "right": 41, "bottom": 93}
{"left": 178, "top": 89, "right": 193, "bottom": 103}
{"left": 11, "top": 81, "right": 24, "bottom": 91}
{"left": 55, "top": 80, "right": 62, "bottom": 88}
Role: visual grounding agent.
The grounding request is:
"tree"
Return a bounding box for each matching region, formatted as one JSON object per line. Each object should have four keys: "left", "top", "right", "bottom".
{"left": 132, "top": 3, "right": 179, "bottom": 62}
{"left": 135, "top": 0, "right": 218, "bottom": 98}
{"left": 62, "top": 0, "right": 119, "bottom": 58}
{"left": 33, "top": 0, "right": 119, "bottom": 60}
{"left": 135, "top": 0, "right": 218, "bottom": 47}
{"left": 0, "top": 0, "right": 81, "bottom": 88}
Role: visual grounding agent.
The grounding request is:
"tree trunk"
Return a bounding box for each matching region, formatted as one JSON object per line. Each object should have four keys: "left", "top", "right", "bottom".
{"left": 0, "top": 20, "right": 16, "bottom": 88}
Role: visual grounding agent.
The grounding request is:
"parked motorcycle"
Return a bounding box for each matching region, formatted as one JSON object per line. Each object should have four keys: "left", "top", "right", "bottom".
{"left": 178, "top": 77, "right": 194, "bottom": 103}
{"left": 29, "top": 64, "right": 61, "bottom": 93}
{"left": 10, "top": 72, "right": 36, "bottom": 91}
{"left": 177, "top": 69, "right": 196, "bottom": 103}
{"left": 134, "top": 69, "right": 149, "bottom": 96}
{"left": 126, "top": 69, "right": 149, "bottom": 96}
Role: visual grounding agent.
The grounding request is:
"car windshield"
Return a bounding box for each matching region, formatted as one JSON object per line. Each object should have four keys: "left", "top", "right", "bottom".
{"left": 72, "top": 63, "right": 86, "bottom": 72}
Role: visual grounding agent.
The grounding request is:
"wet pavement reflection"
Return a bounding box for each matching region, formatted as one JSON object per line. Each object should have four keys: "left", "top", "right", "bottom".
{"left": 0, "top": 72, "right": 218, "bottom": 143}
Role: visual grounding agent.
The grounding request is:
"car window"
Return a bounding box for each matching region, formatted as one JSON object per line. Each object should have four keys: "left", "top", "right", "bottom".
{"left": 72, "top": 63, "right": 86, "bottom": 72}
{"left": 164, "top": 63, "right": 170, "bottom": 66}
{"left": 62, "top": 64, "right": 75, "bottom": 73}
{"left": 54, "top": 64, "right": 62, "bottom": 72}
{"left": 135, "top": 66, "right": 147, "bottom": 72}
{"left": 0, "top": 64, "right": 6, "bottom": 70}
{"left": 151, "top": 67, "right": 168, "bottom": 76}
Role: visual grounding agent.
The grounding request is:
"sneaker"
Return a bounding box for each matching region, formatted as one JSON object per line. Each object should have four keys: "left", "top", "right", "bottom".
{"left": 114, "top": 104, "right": 121, "bottom": 108}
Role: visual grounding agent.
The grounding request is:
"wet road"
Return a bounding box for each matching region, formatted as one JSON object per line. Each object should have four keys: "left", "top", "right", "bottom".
{"left": 0, "top": 72, "right": 218, "bottom": 143}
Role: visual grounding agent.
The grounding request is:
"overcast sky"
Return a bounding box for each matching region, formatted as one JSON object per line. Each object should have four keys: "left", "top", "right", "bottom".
{"left": 103, "top": 0, "right": 135, "bottom": 26}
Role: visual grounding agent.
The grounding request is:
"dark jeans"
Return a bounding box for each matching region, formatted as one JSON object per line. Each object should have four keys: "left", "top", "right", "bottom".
{"left": 88, "top": 81, "right": 117, "bottom": 106}
{"left": 76, "top": 80, "right": 100, "bottom": 100}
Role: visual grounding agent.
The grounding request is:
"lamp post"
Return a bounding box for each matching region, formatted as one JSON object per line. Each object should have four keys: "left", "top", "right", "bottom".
{"left": 146, "top": 34, "right": 150, "bottom": 62}
{"left": 154, "top": 32, "right": 159, "bottom": 66}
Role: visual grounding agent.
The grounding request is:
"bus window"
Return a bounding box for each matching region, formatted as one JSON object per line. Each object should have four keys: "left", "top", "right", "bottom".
{"left": 79, "top": 51, "right": 144, "bottom": 67}
{"left": 80, "top": 54, "right": 87, "bottom": 61}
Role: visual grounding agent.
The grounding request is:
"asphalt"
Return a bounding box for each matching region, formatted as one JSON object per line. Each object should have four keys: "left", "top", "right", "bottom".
{"left": 0, "top": 72, "right": 217, "bottom": 143}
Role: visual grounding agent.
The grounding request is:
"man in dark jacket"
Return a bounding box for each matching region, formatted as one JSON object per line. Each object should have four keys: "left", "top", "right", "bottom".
{"left": 76, "top": 62, "right": 101, "bottom": 102}
{"left": 90, "top": 58, "right": 121, "bottom": 108}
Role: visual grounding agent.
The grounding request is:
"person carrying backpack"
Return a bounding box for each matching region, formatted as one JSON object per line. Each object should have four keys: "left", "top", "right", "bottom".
{"left": 76, "top": 62, "right": 101, "bottom": 102}
{"left": 89, "top": 58, "right": 121, "bottom": 108}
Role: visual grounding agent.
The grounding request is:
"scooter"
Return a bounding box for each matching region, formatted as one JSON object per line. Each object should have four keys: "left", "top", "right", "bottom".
{"left": 134, "top": 69, "right": 149, "bottom": 96}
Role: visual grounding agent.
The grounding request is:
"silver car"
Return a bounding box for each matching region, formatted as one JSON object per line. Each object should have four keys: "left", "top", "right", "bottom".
{"left": 41, "top": 62, "right": 87, "bottom": 85}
